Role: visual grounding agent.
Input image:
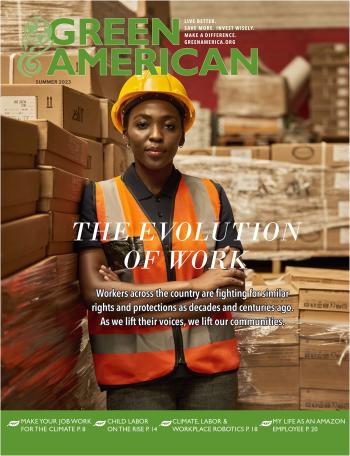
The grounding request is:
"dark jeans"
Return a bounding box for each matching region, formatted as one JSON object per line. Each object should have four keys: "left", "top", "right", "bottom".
{"left": 106, "top": 371, "right": 238, "bottom": 410}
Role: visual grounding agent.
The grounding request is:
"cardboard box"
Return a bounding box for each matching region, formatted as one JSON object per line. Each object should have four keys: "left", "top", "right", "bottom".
{"left": 47, "top": 212, "right": 79, "bottom": 255}
{"left": 49, "top": 212, "right": 78, "bottom": 243}
{"left": 1, "top": 85, "right": 101, "bottom": 139}
{"left": 296, "top": 282, "right": 349, "bottom": 313}
{"left": 99, "top": 99, "right": 123, "bottom": 144}
{"left": 31, "top": 120, "right": 88, "bottom": 172}
{"left": 238, "top": 366, "right": 299, "bottom": 408}
{"left": 327, "top": 225, "right": 349, "bottom": 250}
{"left": 299, "top": 310, "right": 348, "bottom": 340}
{"left": 103, "top": 143, "right": 129, "bottom": 180}
{"left": 1, "top": 214, "right": 49, "bottom": 278}
{"left": 279, "top": 229, "right": 324, "bottom": 250}
{"left": 38, "top": 166, "right": 87, "bottom": 214}
{"left": 79, "top": 137, "right": 104, "bottom": 182}
{"left": 1, "top": 116, "right": 37, "bottom": 169}
{"left": 300, "top": 338, "right": 348, "bottom": 361}
{"left": 239, "top": 344, "right": 299, "bottom": 367}
{"left": 1, "top": 49, "right": 126, "bottom": 101}
{"left": 300, "top": 359, "right": 349, "bottom": 390}
{"left": 216, "top": 75, "right": 287, "bottom": 118}
{"left": 218, "top": 116, "right": 283, "bottom": 136}
{"left": 47, "top": 242, "right": 75, "bottom": 256}
{"left": 271, "top": 143, "right": 349, "bottom": 167}
{"left": 179, "top": 146, "right": 270, "bottom": 160}
{"left": 2, "top": 170, "right": 40, "bottom": 222}
{"left": 300, "top": 389, "right": 349, "bottom": 410}
{"left": 285, "top": 266, "right": 349, "bottom": 285}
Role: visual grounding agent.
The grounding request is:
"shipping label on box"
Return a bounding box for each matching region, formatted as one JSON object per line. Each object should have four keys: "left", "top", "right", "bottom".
{"left": 1, "top": 96, "right": 37, "bottom": 120}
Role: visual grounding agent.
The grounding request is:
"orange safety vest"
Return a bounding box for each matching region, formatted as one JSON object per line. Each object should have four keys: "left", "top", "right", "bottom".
{"left": 89, "top": 174, "right": 240, "bottom": 386}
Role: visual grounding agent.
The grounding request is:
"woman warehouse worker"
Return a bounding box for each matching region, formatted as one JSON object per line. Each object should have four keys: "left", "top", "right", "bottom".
{"left": 77, "top": 68, "right": 245, "bottom": 410}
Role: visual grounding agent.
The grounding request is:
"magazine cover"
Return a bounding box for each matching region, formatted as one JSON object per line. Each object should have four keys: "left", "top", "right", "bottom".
{"left": 1, "top": 1, "right": 349, "bottom": 455}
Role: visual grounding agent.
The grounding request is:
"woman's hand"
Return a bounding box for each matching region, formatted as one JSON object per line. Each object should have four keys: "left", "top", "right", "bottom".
{"left": 99, "top": 265, "right": 120, "bottom": 281}
{"left": 190, "top": 246, "right": 245, "bottom": 291}
{"left": 190, "top": 267, "right": 245, "bottom": 291}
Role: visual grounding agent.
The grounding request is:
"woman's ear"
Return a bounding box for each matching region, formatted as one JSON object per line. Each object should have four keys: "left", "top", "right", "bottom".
{"left": 123, "top": 130, "right": 130, "bottom": 148}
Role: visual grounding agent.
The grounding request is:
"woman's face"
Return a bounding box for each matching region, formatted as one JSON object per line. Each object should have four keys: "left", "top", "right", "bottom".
{"left": 125, "top": 99, "right": 184, "bottom": 172}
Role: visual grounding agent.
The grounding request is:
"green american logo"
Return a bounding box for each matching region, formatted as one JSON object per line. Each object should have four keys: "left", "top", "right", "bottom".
{"left": 18, "top": 16, "right": 52, "bottom": 77}
{"left": 17, "top": 17, "right": 259, "bottom": 77}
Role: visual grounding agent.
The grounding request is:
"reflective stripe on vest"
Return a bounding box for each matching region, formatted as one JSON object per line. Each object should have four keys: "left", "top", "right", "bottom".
{"left": 90, "top": 174, "right": 240, "bottom": 385}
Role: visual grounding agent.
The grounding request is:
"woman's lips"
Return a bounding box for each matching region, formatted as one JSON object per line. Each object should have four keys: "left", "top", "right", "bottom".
{"left": 145, "top": 148, "right": 164, "bottom": 157}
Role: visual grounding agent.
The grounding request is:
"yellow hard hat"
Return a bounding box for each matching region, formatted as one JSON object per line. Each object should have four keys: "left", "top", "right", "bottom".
{"left": 111, "top": 68, "right": 196, "bottom": 133}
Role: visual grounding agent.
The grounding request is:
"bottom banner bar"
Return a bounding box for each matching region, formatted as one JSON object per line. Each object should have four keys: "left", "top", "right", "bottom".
{"left": 1, "top": 410, "right": 349, "bottom": 455}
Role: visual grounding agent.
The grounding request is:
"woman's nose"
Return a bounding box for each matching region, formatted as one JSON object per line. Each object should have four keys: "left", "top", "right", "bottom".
{"left": 149, "top": 124, "right": 163, "bottom": 142}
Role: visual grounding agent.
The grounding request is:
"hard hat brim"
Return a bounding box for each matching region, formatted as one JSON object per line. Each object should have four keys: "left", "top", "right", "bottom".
{"left": 111, "top": 91, "right": 196, "bottom": 133}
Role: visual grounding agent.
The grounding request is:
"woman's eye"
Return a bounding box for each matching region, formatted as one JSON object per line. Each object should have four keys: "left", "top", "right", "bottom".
{"left": 165, "top": 124, "right": 176, "bottom": 130}
{"left": 136, "top": 121, "right": 148, "bottom": 129}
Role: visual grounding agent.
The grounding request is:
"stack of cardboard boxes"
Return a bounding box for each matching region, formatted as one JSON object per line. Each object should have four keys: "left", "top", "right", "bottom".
{"left": 1, "top": 54, "right": 131, "bottom": 182}
{"left": 309, "top": 43, "right": 349, "bottom": 138}
{"left": 236, "top": 279, "right": 300, "bottom": 409}
{"left": 0, "top": 0, "right": 141, "bottom": 409}
{"left": 214, "top": 72, "right": 286, "bottom": 145}
{"left": 236, "top": 268, "right": 349, "bottom": 410}
{"left": 1, "top": 116, "right": 106, "bottom": 409}
{"left": 288, "top": 267, "right": 349, "bottom": 410}
{"left": 271, "top": 143, "right": 349, "bottom": 252}
{"left": 176, "top": 142, "right": 349, "bottom": 253}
